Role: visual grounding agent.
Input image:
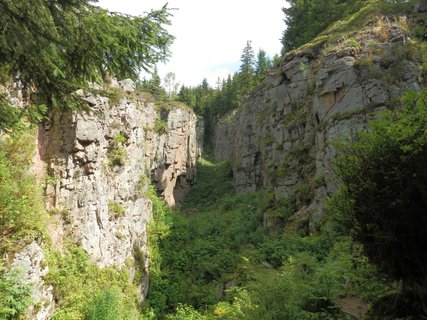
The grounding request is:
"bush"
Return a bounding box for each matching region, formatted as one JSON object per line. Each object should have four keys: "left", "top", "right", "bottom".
{"left": 165, "top": 304, "right": 207, "bottom": 320}
{"left": 45, "top": 243, "right": 141, "bottom": 320}
{"left": 107, "top": 134, "right": 128, "bottom": 167}
{"left": 145, "top": 154, "right": 388, "bottom": 319}
{"left": 0, "top": 129, "right": 46, "bottom": 254}
{"left": 0, "top": 260, "right": 32, "bottom": 320}
{"left": 84, "top": 289, "right": 121, "bottom": 320}
{"left": 154, "top": 118, "right": 168, "bottom": 134}
{"left": 334, "top": 89, "right": 427, "bottom": 312}
{"left": 108, "top": 200, "right": 125, "bottom": 218}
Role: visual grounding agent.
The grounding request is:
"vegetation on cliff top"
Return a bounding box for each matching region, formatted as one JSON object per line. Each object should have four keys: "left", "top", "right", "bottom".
{"left": 281, "top": 0, "right": 424, "bottom": 54}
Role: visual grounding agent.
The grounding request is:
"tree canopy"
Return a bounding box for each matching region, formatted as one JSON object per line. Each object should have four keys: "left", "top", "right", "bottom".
{"left": 0, "top": 0, "right": 174, "bottom": 129}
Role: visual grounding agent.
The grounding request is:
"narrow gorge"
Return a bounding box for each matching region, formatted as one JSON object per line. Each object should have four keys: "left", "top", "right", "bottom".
{"left": 1, "top": 1, "right": 427, "bottom": 319}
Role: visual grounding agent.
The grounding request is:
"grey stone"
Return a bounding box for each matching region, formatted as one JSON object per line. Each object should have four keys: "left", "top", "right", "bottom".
{"left": 213, "top": 22, "right": 421, "bottom": 232}
{"left": 119, "top": 79, "right": 136, "bottom": 93}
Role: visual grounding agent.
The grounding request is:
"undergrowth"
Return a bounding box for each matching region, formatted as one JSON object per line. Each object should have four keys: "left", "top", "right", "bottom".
{"left": 145, "top": 156, "right": 391, "bottom": 319}
{"left": 45, "top": 242, "right": 142, "bottom": 320}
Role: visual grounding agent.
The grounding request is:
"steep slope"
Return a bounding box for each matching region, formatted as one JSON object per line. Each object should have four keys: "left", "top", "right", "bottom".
{"left": 214, "top": 16, "right": 424, "bottom": 231}
{"left": 9, "top": 79, "right": 203, "bottom": 319}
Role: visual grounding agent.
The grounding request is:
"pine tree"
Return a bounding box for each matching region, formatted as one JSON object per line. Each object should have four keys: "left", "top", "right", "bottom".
{"left": 138, "top": 67, "right": 167, "bottom": 101}
{"left": 255, "top": 49, "right": 272, "bottom": 84}
{"left": 239, "top": 40, "right": 255, "bottom": 99}
{"left": 0, "top": 0, "right": 174, "bottom": 130}
{"left": 178, "top": 86, "right": 196, "bottom": 108}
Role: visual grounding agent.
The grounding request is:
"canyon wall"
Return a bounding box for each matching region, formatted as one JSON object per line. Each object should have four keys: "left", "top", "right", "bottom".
{"left": 214, "top": 20, "right": 423, "bottom": 231}
{"left": 12, "top": 79, "right": 202, "bottom": 319}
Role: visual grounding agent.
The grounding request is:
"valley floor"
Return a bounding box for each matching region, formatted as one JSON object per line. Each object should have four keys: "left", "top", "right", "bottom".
{"left": 145, "top": 154, "right": 391, "bottom": 320}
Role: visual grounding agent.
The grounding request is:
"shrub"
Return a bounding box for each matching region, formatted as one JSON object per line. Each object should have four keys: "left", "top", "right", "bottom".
{"left": 166, "top": 304, "right": 207, "bottom": 320}
{"left": 84, "top": 289, "right": 121, "bottom": 320}
{"left": 45, "top": 243, "right": 141, "bottom": 320}
{"left": 334, "top": 89, "right": 427, "bottom": 312}
{"left": 107, "top": 134, "right": 128, "bottom": 167}
{"left": 108, "top": 200, "right": 125, "bottom": 218}
{"left": 0, "top": 129, "right": 46, "bottom": 254}
{"left": 0, "top": 260, "right": 32, "bottom": 320}
{"left": 154, "top": 118, "right": 168, "bottom": 134}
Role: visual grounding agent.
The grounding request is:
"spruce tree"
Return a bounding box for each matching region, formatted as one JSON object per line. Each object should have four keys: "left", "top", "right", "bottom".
{"left": 255, "top": 49, "right": 272, "bottom": 84}
{"left": 0, "top": 0, "right": 174, "bottom": 130}
{"left": 239, "top": 40, "right": 255, "bottom": 99}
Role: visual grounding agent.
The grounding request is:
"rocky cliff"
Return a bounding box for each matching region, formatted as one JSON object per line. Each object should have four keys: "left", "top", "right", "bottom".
{"left": 214, "top": 18, "right": 423, "bottom": 231}
{"left": 12, "top": 79, "right": 202, "bottom": 319}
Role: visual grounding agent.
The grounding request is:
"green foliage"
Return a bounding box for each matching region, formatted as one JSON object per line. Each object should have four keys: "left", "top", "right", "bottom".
{"left": 165, "top": 304, "right": 207, "bottom": 320}
{"left": 113, "top": 133, "right": 128, "bottom": 145}
{"left": 84, "top": 289, "right": 121, "bottom": 320}
{"left": 294, "top": 180, "right": 314, "bottom": 206}
{"left": 0, "top": 128, "right": 46, "bottom": 255}
{"left": 239, "top": 41, "right": 256, "bottom": 99}
{"left": 45, "top": 243, "right": 141, "bottom": 320}
{"left": 333, "top": 89, "right": 427, "bottom": 312}
{"left": 181, "top": 157, "right": 234, "bottom": 211}
{"left": 0, "top": 260, "right": 32, "bottom": 319}
{"left": 138, "top": 67, "right": 168, "bottom": 102}
{"left": 280, "top": 0, "right": 423, "bottom": 54}
{"left": 255, "top": 49, "right": 272, "bottom": 84}
{"left": 281, "top": 0, "right": 365, "bottom": 52}
{"left": 145, "top": 186, "right": 173, "bottom": 313}
{"left": 108, "top": 200, "right": 125, "bottom": 218}
{"left": 176, "top": 42, "right": 273, "bottom": 145}
{"left": 0, "top": 0, "right": 174, "bottom": 130}
{"left": 145, "top": 155, "right": 390, "bottom": 319}
{"left": 107, "top": 134, "right": 128, "bottom": 167}
{"left": 153, "top": 118, "right": 168, "bottom": 134}
{"left": 106, "top": 86, "right": 129, "bottom": 106}
{"left": 343, "top": 37, "right": 360, "bottom": 48}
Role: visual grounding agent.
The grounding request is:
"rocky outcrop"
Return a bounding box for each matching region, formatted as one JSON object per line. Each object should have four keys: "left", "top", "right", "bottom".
{"left": 214, "top": 20, "right": 422, "bottom": 231}
{"left": 12, "top": 243, "right": 55, "bottom": 320}
{"left": 12, "top": 79, "right": 202, "bottom": 319}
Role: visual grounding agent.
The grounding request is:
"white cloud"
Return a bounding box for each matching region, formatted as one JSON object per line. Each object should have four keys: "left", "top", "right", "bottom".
{"left": 96, "top": 0, "right": 284, "bottom": 86}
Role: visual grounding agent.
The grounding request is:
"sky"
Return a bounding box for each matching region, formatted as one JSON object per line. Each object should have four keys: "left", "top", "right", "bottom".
{"left": 96, "top": 0, "right": 285, "bottom": 87}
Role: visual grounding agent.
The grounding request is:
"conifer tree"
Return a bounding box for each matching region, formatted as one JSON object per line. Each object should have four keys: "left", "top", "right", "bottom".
{"left": 281, "top": 0, "right": 363, "bottom": 52}
{"left": 239, "top": 40, "right": 255, "bottom": 99}
{"left": 138, "top": 67, "right": 167, "bottom": 101}
{"left": 255, "top": 49, "right": 272, "bottom": 84}
{"left": 178, "top": 86, "right": 196, "bottom": 108}
{"left": 0, "top": 0, "right": 174, "bottom": 129}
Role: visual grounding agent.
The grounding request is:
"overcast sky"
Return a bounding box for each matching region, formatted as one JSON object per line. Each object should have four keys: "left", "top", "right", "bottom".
{"left": 96, "top": 0, "right": 285, "bottom": 87}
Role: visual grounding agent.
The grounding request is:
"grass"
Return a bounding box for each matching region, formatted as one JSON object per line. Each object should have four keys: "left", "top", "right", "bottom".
{"left": 293, "top": 0, "right": 415, "bottom": 57}
{"left": 108, "top": 200, "right": 125, "bottom": 218}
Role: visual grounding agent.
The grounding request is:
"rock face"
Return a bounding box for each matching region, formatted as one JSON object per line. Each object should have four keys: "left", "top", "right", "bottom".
{"left": 213, "top": 20, "right": 422, "bottom": 230}
{"left": 12, "top": 79, "right": 202, "bottom": 319}
{"left": 12, "top": 243, "right": 55, "bottom": 320}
